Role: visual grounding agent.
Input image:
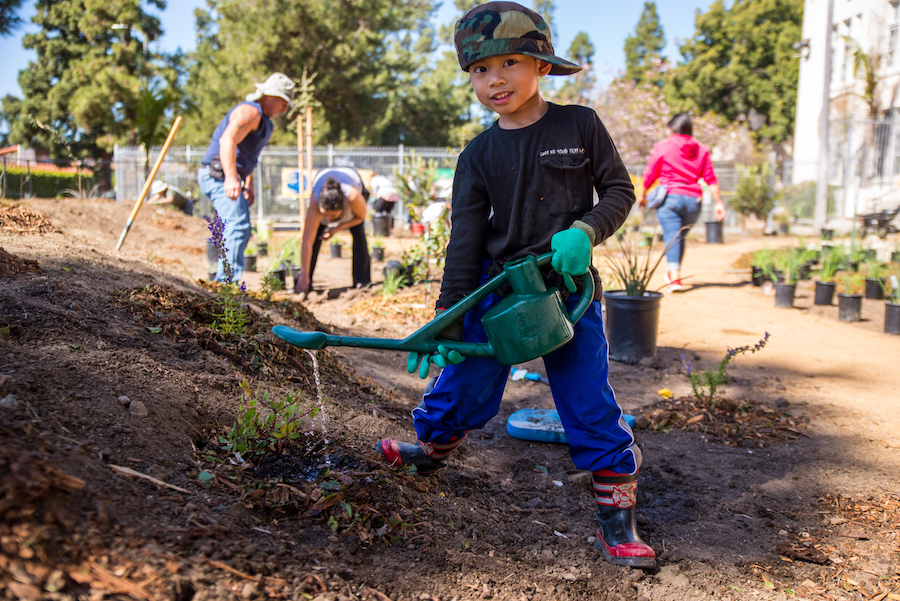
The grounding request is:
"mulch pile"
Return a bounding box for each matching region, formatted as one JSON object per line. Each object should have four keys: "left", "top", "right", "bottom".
{"left": 0, "top": 247, "right": 43, "bottom": 277}
{"left": 0, "top": 202, "right": 57, "bottom": 234}
{"left": 640, "top": 395, "right": 810, "bottom": 447}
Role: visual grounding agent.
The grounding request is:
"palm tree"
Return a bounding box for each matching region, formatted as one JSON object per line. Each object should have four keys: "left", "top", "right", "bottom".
{"left": 134, "top": 79, "right": 198, "bottom": 175}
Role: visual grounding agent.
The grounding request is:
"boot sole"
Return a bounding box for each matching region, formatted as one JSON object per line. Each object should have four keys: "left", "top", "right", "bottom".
{"left": 594, "top": 538, "right": 657, "bottom": 569}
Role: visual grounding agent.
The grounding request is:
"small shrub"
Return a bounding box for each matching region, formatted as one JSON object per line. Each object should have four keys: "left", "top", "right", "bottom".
{"left": 220, "top": 379, "right": 320, "bottom": 457}
{"left": 730, "top": 165, "right": 779, "bottom": 219}
{"left": 681, "top": 334, "right": 770, "bottom": 405}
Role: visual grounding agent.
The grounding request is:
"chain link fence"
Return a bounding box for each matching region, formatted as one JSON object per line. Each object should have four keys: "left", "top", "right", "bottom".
{"left": 113, "top": 144, "right": 461, "bottom": 223}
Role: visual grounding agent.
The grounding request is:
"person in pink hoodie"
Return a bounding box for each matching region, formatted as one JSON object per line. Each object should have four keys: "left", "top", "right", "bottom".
{"left": 638, "top": 113, "right": 726, "bottom": 291}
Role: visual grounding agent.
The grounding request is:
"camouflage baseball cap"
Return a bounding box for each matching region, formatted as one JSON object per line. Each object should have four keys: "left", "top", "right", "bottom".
{"left": 454, "top": 1, "right": 581, "bottom": 76}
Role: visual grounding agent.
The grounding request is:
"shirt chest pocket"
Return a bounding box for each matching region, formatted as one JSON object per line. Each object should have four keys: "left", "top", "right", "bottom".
{"left": 539, "top": 156, "right": 593, "bottom": 215}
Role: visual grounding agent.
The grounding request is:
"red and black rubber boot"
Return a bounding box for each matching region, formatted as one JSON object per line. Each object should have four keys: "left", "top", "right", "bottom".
{"left": 592, "top": 469, "right": 656, "bottom": 568}
{"left": 376, "top": 433, "right": 467, "bottom": 474}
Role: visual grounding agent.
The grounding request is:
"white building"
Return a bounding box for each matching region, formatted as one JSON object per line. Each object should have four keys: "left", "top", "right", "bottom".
{"left": 793, "top": 0, "right": 900, "bottom": 217}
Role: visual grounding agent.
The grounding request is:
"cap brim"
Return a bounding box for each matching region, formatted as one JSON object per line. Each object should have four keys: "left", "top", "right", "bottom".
{"left": 521, "top": 52, "right": 582, "bottom": 75}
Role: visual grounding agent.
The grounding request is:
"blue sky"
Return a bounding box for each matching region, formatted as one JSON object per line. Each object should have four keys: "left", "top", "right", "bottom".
{"left": 0, "top": 0, "right": 713, "bottom": 101}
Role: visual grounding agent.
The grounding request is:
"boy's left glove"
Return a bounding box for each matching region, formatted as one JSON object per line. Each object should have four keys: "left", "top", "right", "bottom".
{"left": 551, "top": 221, "right": 595, "bottom": 293}
{"left": 407, "top": 308, "right": 465, "bottom": 379}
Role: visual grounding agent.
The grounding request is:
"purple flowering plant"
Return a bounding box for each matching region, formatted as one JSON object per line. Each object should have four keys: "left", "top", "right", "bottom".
{"left": 682, "top": 333, "right": 770, "bottom": 405}
{"left": 205, "top": 211, "right": 248, "bottom": 335}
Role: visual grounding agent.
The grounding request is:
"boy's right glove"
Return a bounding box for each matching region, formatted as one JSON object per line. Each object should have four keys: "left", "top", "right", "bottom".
{"left": 550, "top": 221, "right": 594, "bottom": 293}
{"left": 406, "top": 308, "right": 465, "bottom": 379}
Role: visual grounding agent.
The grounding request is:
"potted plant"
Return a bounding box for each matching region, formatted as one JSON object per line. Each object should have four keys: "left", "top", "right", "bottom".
{"left": 883, "top": 275, "right": 900, "bottom": 334}
{"left": 255, "top": 219, "right": 274, "bottom": 257}
{"left": 836, "top": 272, "right": 865, "bottom": 322}
{"left": 602, "top": 228, "right": 675, "bottom": 365}
{"left": 863, "top": 260, "right": 888, "bottom": 300}
{"left": 371, "top": 238, "right": 385, "bottom": 262}
{"left": 814, "top": 245, "right": 843, "bottom": 306}
{"left": 772, "top": 251, "right": 802, "bottom": 308}
{"left": 243, "top": 243, "right": 258, "bottom": 272}
{"left": 751, "top": 248, "right": 776, "bottom": 286}
{"left": 330, "top": 239, "right": 343, "bottom": 258}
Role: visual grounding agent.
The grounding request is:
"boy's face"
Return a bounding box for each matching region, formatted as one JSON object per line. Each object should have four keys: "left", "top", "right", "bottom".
{"left": 468, "top": 54, "right": 552, "bottom": 128}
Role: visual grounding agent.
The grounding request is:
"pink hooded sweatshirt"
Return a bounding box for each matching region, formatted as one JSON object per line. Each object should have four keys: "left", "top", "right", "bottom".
{"left": 642, "top": 134, "right": 717, "bottom": 198}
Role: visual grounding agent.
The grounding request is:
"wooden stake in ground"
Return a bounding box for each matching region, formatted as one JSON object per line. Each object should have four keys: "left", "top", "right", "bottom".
{"left": 115, "top": 116, "right": 183, "bottom": 251}
{"left": 297, "top": 113, "right": 305, "bottom": 222}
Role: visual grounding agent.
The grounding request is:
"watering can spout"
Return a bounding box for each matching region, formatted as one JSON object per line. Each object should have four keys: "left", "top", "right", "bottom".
{"left": 272, "top": 326, "right": 328, "bottom": 349}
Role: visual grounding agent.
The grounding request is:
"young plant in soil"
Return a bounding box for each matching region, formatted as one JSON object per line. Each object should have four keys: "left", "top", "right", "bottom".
{"left": 681, "top": 333, "right": 770, "bottom": 406}
{"left": 206, "top": 211, "right": 249, "bottom": 334}
{"left": 220, "top": 379, "right": 321, "bottom": 457}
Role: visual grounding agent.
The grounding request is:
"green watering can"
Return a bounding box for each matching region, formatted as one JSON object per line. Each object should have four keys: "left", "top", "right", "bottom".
{"left": 272, "top": 252, "right": 594, "bottom": 366}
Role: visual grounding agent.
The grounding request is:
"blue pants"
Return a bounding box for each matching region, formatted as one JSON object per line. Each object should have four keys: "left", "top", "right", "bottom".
{"left": 413, "top": 288, "right": 641, "bottom": 474}
{"left": 656, "top": 194, "right": 701, "bottom": 271}
{"left": 198, "top": 166, "right": 251, "bottom": 282}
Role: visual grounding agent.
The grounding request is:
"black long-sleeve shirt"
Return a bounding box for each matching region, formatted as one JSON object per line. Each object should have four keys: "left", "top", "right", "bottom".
{"left": 438, "top": 103, "right": 636, "bottom": 309}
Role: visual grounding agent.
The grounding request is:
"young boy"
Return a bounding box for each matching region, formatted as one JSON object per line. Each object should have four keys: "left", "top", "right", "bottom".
{"left": 376, "top": 1, "right": 655, "bottom": 569}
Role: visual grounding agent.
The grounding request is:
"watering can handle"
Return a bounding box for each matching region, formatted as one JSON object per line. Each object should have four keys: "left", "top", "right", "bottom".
{"left": 533, "top": 252, "right": 595, "bottom": 326}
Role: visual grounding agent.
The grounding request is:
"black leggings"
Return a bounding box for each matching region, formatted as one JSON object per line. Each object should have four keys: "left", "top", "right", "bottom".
{"left": 309, "top": 222, "right": 371, "bottom": 289}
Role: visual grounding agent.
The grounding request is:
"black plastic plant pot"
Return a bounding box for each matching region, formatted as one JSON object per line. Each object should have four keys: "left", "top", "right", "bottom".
{"left": 372, "top": 247, "right": 385, "bottom": 262}
{"left": 604, "top": 291, "right": 662, "bottom": 365}
{"left": 291, "top": 264, "right": 301, "bottom": 281}
{"left": 372, "top": 214, "right": 391, "bottom": 237}
{"left": 271, "top": 264, "right": 288, "bottom": 289}
{"left": 330, "top": 243, "right": 342, "bottom": 259}
{"left": 837, "top": 293, "right": 863, "bottom": 322}
{"left": 885, "top": 303, "right": 900, "bottom": 334}
{"left": 814, "top": 281, "right": 836, "bottom": 306}
{"left": 865, "top": 278, "right": 885, "bottom": 300}
{"left": 773, "top": 283, "right": 796, "bottom": 308}
{"left": 207, "top": 271, "right": 217, "bottom": 282}
{"left": 705, "top": 221, "right": 724, "bottom": 244}
{"left": 862, "top": 249, "right": 877, "bottom": 262}
{"left": 751, "top": 266, "right": 765, "bottom": 286}
{"left": 243, "top": 255, "right": 257, "bottom": 272}
{"left": 892, "top": 251, "right": 900, "bottom": 264}
{"left": 821, "top": 229, "right": 834, "bottom": 241}
{"left": 256, "top": 243, "right": 268, "bottom": 257}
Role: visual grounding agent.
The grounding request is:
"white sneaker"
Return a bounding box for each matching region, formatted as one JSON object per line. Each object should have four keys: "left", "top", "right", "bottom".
{"left": 665, "top": 272, "right": 684, "bottom": 292}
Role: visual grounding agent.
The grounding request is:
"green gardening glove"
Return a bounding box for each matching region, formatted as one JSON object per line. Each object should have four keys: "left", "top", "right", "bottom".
{"left": 406, "top": 308, "right": 465, "bottom": 379}
{"left": 550, "top": 222, "right": 594, "bottom": 293}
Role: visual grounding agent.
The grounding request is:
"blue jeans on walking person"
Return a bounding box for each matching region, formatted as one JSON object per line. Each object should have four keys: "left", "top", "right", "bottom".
{"left": 656, "top": 193, "right": 702, "bottom": 271}
{"left": 198, "top": 165, "right": 251, "bottom": 282}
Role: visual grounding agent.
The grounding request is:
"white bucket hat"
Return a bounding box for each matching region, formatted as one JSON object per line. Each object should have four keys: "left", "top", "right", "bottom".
{"left": 246, "top": 72, "right": 295, "bottom": 109}
{"left": 150, "top": 180, "right": 168, "bottom": 196}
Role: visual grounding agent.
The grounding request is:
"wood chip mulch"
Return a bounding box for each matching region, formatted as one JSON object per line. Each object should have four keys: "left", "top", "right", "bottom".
{"left": 0, "top": 247, "right": 42, "bottom": 277}
{"left": 640, "top": 395, "right": 810, "bottom": 447}
{"left": 0, "top": 203, "right": 57, "bottom": 234}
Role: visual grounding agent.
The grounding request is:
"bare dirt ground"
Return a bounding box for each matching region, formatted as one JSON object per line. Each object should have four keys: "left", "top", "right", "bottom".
{"left": 1, "top": 197, "right": 899, "bottom": 601}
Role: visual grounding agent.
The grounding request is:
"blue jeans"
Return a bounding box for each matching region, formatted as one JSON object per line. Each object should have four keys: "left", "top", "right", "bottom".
{"left": 198, "top": 166, "right": 251, "bottom": 282}
{"left": 412, "top": 282, "right": 641, "bottom": 474}
{"left": 656, "top": 193, "right": 701, "bottom": 271}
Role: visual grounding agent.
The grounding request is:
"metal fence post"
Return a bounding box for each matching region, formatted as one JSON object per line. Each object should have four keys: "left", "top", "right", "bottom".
{"left": 327, "top": 144, "right": 334, "bottom": 167}
{"left": 397, "top": 144, "right": 404, "bottom": 175}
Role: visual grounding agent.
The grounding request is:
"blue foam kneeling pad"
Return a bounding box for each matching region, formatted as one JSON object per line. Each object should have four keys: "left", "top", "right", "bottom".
{"left": 506, "top": 408, "right": 636, "bottom": 444}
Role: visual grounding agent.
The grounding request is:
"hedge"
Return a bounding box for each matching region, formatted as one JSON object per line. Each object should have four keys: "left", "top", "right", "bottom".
{"left": 0, "top": 166, "right": 95, "bottom": 199}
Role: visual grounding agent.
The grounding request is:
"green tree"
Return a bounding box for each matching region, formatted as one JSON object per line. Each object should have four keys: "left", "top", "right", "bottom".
{"left": 552, "top": 32, "right": 595, "bottom": 106}
{"left": 0, "top": 0, "right": 24, "bottom": 36}
{"left": 665, "top": 0, "right": 802, "bottom": 145}
{"left": 1, "top": 0, "right": 164, "bottom": 167}
{"left": 183, "top": 0, "right": 470, "bottom": 147}
{"left": 624, "top": 2, "right": 665, "bottom": 83}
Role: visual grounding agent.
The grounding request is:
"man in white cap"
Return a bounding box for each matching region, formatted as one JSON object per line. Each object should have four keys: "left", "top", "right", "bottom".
{"left": 198, "top": 73, "right": 294, "bottom": 282}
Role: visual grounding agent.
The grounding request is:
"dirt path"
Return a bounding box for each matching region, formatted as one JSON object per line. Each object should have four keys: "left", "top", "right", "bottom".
{"left": 1, "top": 198, "right": 898, "bottom": 601}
